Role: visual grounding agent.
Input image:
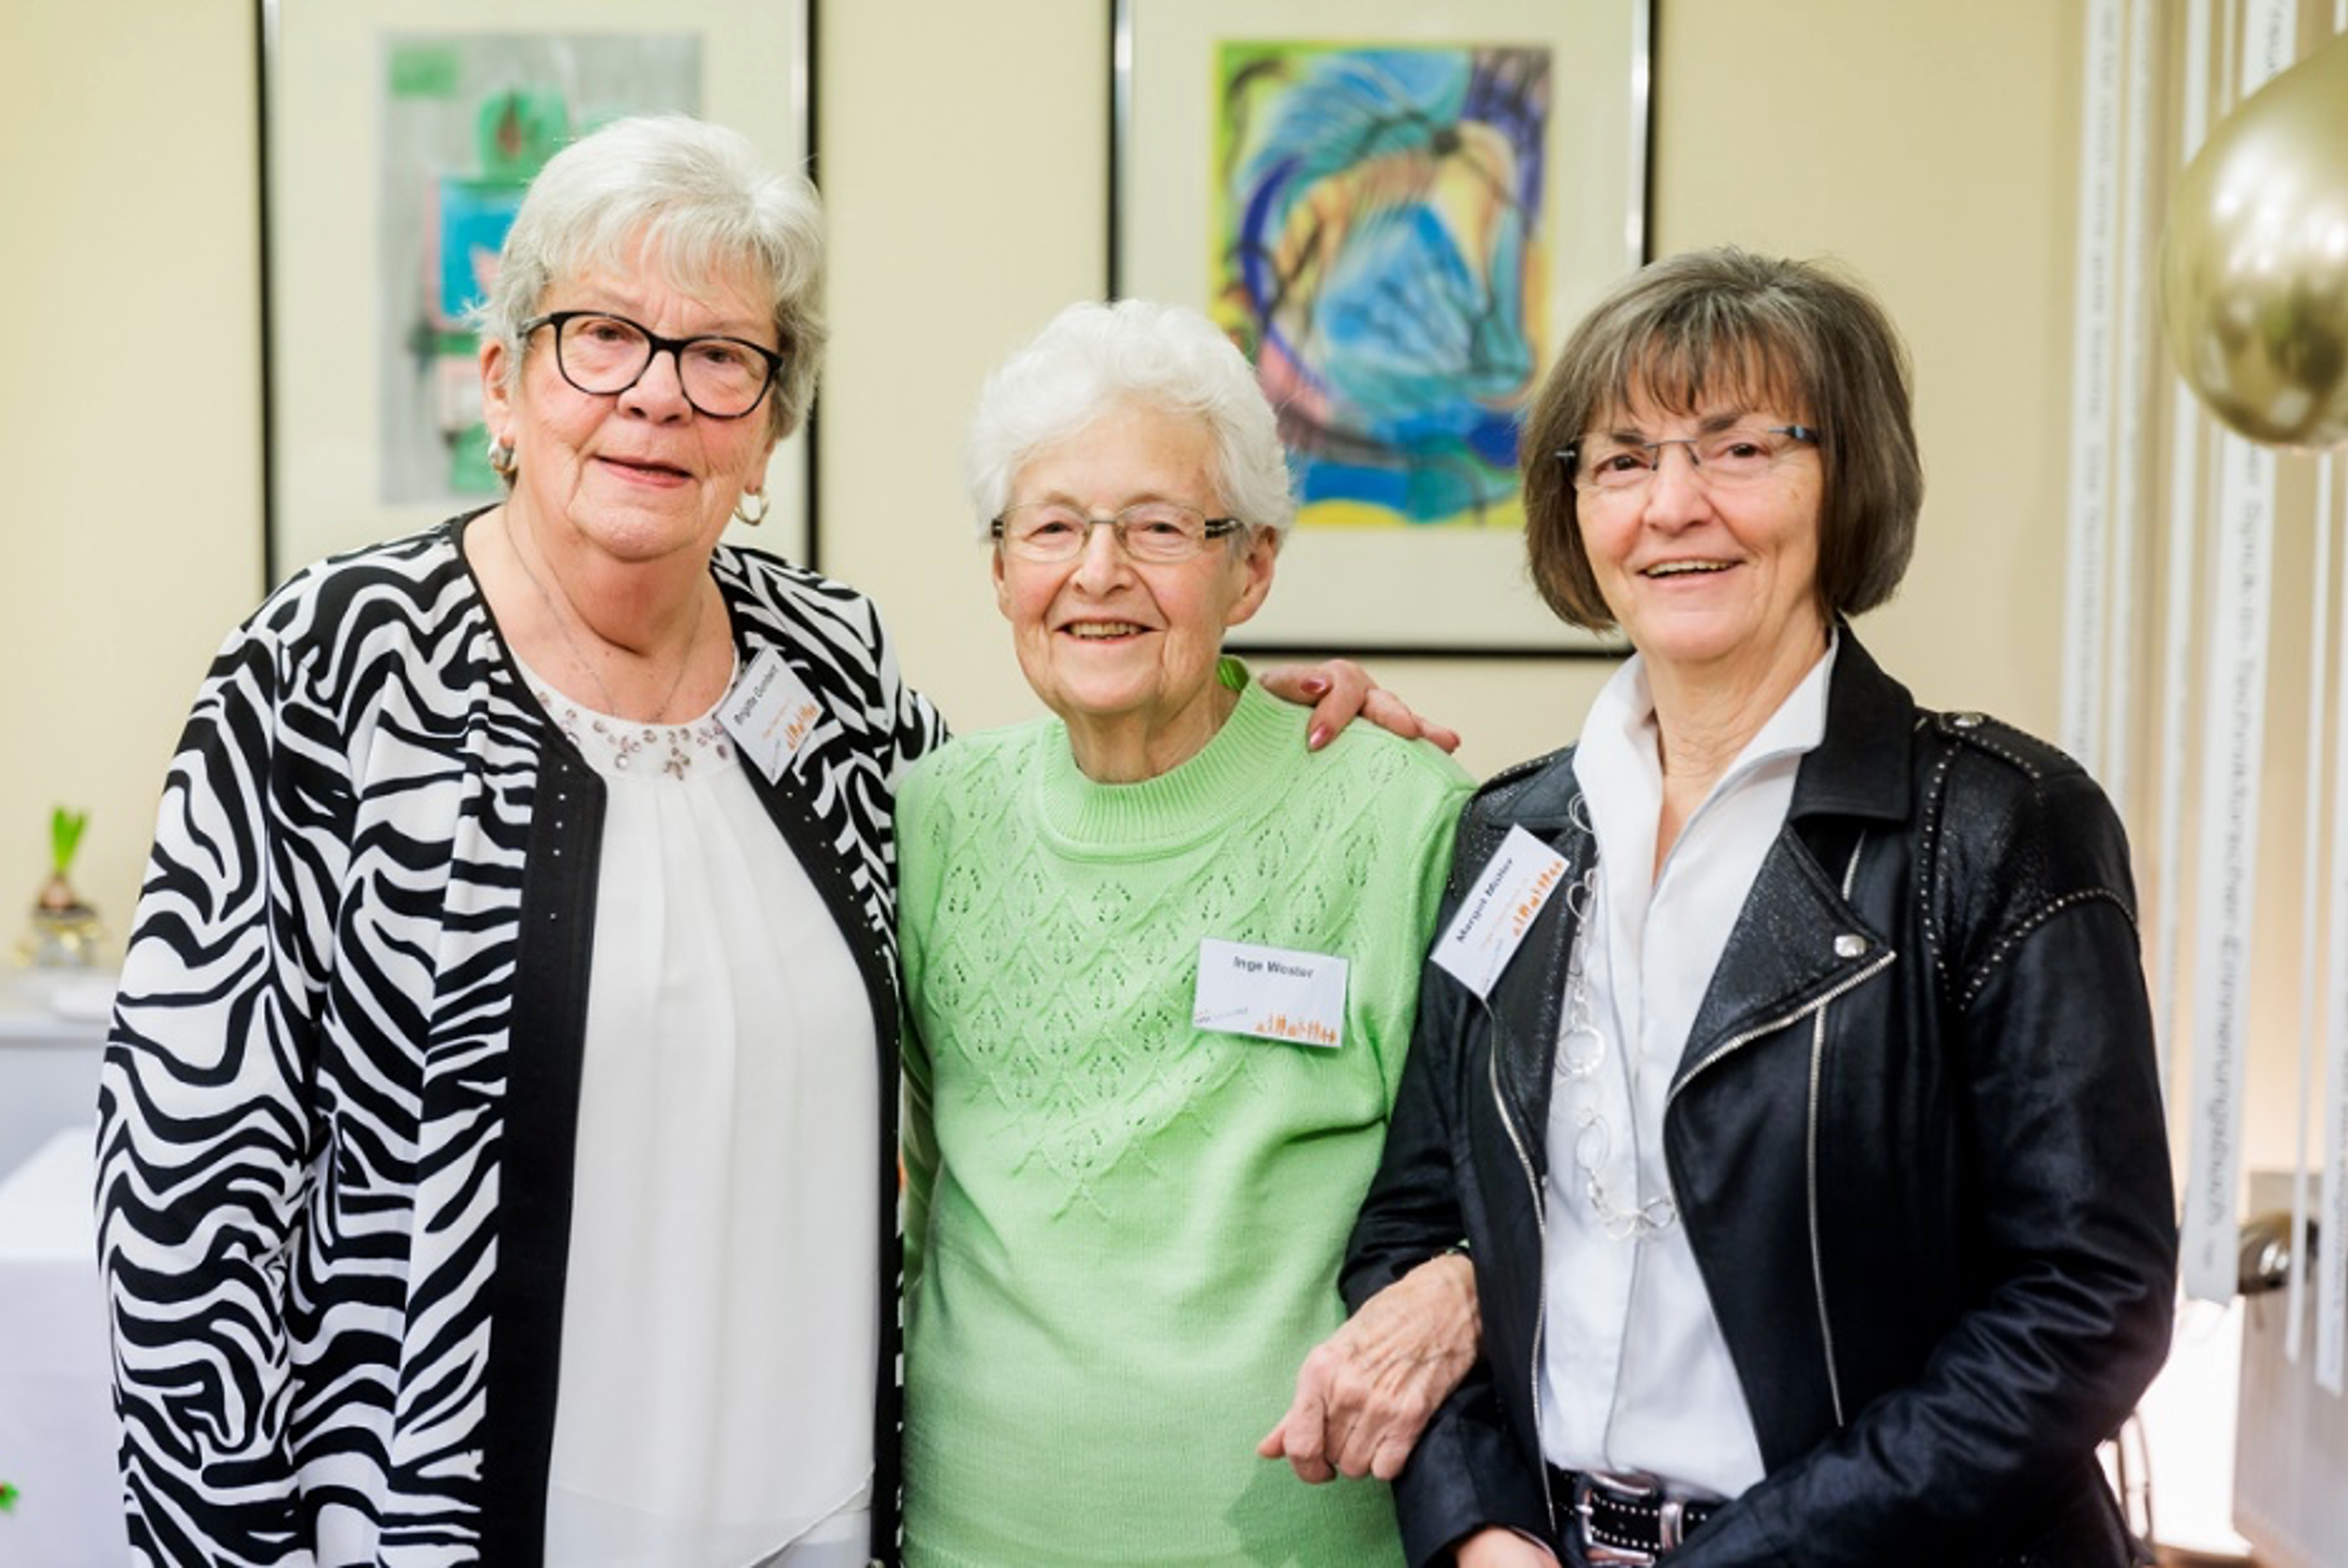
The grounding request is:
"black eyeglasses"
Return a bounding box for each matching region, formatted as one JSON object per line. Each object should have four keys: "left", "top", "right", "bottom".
{"left": 521, "top": 310, "right": 785, "bottom": 420}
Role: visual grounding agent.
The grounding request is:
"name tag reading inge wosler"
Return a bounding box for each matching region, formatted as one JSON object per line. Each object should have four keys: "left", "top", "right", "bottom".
{"left": 1193, "top": 938, "right": 1350, "bottom": 1049}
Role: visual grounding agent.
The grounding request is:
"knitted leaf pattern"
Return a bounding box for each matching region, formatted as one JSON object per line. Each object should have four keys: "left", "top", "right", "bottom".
{"left": 912, "top": 736, "right": 1413, "bottom": 1222}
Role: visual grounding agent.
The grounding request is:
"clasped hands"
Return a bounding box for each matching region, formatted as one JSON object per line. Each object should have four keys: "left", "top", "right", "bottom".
{"left": 1259, "top": 1256, "right": 1558, "bottom": 1565}
{"left": 1257, "top": 1251, "right": 1478, "bottom": 1484}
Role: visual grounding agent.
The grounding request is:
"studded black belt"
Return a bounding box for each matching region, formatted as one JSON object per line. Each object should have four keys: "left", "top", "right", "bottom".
{"left": 1549, "top": 1468, "right": 1719, "bottom": 1565}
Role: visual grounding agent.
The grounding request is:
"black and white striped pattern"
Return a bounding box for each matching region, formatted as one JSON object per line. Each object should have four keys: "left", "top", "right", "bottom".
{"left": 96, "top": 518, "right": 939, "bottom": 1566}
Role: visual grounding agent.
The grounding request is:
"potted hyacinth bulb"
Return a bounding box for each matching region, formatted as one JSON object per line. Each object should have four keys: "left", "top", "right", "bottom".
{"left": 21, "top": 807, "right": 103, "bottom": 968}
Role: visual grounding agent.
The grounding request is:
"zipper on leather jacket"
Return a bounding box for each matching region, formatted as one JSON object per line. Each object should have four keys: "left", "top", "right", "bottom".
{"left": 1804, "top": 1003, "right": 1848, "bottom": 1427}
{"left": 1483, "top": 991, "right": 1558, "bottom": 1540}
{"left": 1806, "top": 836, "right": 1871, "bottom": 1428}
{"left": 1667, "top": 946, "right": 1893, "bottom": 1095}
{"left": 1658, "top": 946, "right": 1889, "bottom": 1441}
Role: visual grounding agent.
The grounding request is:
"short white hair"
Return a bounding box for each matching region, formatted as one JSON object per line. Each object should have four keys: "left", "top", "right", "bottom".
{"left": 476, "top": 113, "right": 826, "bottom": 442}
{"left": 965, "top": 300, "right": 1298, "bottom": 537}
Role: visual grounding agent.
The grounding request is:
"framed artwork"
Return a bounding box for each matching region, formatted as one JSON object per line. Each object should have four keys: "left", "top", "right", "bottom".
{"left": 1111, "top": 0, "right": 1650, "bottom": 655}
{"left": 261, "top": 0, "right": 810, "bottom": 582}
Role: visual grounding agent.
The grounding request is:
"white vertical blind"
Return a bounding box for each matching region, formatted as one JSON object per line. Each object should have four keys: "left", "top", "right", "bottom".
{"left": 2181, "top": 433, "right": 2278, "bottom": 1303}
{"left": 2320, "top": 452, "right": 2348, "bottom": 1390}
{"left": 2175, "top": 0, "right": 2295, "bottom": 1307}
{"left": 2101, "top": 0, "right": 2160, "bottom": 821}
{"left": 2149, "top": 0, "right": 2214, "bottom": 1113}
{"left": 2060, "top": 0, "right": 2126, "bottom": 776}
{"left": 2290, "top": 460, "right": 2333, "bottom": 1358}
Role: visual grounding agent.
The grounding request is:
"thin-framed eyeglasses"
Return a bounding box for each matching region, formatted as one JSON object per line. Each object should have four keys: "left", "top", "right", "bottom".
{"left": 991, "top": 501, "right": 1245, "bottom": 565}
{"left": 1558, "top": 424, "right": 1820, "bottom": 497}
{"left": 521, "top": 310, "right": 785, "bottom": 420}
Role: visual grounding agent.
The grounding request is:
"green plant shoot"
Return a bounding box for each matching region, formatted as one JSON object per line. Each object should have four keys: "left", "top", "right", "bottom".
{"left": 50, "top": 807, "right": 88, "bottom": 877}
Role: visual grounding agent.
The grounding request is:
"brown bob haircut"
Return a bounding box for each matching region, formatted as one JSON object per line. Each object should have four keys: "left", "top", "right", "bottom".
{"left": 1521, "top": 247, "right": 1923, "bottom": 631}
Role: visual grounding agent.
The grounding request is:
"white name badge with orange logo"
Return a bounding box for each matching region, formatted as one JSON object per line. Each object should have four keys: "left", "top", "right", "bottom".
{"left": 1431, "top": 825, "right": 1570, "bottom": 999}
{"left": 720, "top": 648, "right": 823, "bottom": 784}
{"left": 1193, "top": 938, "right": 1348, "bottom": 1049}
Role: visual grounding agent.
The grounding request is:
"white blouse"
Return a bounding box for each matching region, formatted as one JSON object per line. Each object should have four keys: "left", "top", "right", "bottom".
{"left": 1539, "top": 638, "right": 1836, "bottom": 1500}
{"left": 522, "top": 658, "right": 879, "bottom": 1568}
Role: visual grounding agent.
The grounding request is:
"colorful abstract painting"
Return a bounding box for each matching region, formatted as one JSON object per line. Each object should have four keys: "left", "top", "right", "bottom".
{"left": 1214, "top": 44, "right": 1551, "bottom": 531}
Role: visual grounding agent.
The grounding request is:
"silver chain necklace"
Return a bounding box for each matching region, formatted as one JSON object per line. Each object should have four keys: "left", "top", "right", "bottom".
{"left": 503, "top": 509, "right": 704, "bottom": 724}
{"left": 1557, "top": 865, "right": 1681, "bottom": 1241}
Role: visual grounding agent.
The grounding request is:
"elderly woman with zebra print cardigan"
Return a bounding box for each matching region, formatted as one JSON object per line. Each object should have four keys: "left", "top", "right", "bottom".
{"left": 93, "top": 114, "right": 1431, "bottom": 1568}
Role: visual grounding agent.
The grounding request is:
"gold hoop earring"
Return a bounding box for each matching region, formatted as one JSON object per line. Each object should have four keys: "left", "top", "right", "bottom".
{"left": 489, "top": 439, "right": 518, "bottom": 482}
{"left": 734, "top": 488, "right": 771, "bottom": 526}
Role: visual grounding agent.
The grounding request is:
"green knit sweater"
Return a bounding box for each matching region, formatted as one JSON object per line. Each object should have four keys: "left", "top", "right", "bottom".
{"left": 896, "top": 673, "right": 1470, "bottom": 1568}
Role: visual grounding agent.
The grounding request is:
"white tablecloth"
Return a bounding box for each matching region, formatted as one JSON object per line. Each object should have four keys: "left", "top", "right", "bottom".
{"left": 0, "top": 969, "right": 113, "bottom": 1175}
{"left": 0, "top": 1126, "right": 129, "bottom": 1565}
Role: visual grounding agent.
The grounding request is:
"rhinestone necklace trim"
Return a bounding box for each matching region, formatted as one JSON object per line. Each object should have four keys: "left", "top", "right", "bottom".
{"left": 514, "top": 648, "right": 738, "bottom": 781}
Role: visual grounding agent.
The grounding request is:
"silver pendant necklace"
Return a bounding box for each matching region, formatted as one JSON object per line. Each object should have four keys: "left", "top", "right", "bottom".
{"left": 1557, "top": 865, "right": 1681, "bottom": 1241}
{"left": 503, "top": 509, "right": 704, "bottom": 726}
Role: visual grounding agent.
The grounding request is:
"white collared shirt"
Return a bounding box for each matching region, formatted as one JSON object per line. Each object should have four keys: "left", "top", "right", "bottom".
{"left": 1537, "top": 636, "right": 1837, "bottom": 1498}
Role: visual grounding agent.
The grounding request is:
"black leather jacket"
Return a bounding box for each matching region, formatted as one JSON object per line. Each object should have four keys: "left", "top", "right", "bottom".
{"left": 1347, "top": 635, "right": 2176, "bottom": 1568}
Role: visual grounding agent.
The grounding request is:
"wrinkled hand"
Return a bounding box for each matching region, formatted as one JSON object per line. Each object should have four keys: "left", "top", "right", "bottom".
{"left": 1257, "top": 1252, "right": 1479, "bottom": 1484}
{"left": 1452, "top": 1527, "right": 1562, "bottom": 1567}
{"left": 1257, "top": 659, "right": 1464, "bottom": 754}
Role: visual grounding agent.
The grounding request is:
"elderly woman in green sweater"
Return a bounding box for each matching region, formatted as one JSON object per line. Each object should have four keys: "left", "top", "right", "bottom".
{"left": 896, "top": 299, "right": 1480, "bottom": 1566}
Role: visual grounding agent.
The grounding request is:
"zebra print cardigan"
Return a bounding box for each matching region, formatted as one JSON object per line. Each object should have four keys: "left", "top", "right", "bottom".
{"left": 95, "top": 516, "right": 942, "bottom": 1567}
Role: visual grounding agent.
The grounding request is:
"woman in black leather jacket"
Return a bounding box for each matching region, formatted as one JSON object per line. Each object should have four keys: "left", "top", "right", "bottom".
{"left": 1338, "top": 249, "right": 2177, "bottom": 1568}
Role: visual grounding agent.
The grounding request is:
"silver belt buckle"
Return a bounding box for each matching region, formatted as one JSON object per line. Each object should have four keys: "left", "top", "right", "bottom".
{"left": 1658, "top": 1496, "right": 1690, "bottom": 1549}
{"left": 1573, "top": 1470, "right": 1663, "bottom": 1567}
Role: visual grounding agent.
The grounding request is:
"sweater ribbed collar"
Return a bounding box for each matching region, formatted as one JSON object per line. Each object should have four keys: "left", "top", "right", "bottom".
{"left": 1032, "top": 661, "right": 1298, "bottom": 857}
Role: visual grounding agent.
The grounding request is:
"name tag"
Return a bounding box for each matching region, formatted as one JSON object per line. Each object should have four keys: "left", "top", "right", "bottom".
{"left": 1193, "top": 938, "right": 1349, "bottom": 1049}
{"left": 1431, "top": 825, "right": 1571, "bottom": 999}
{"left": 720, "top": 648, "right": 823, "bottom": 783}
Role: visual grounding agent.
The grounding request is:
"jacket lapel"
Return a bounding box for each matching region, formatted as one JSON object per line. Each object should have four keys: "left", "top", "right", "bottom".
{"left": 1673, "top": 633, "right": 1914, "bottom": 1089}
{"left": 1671, "top": 828, "right": 1893, "bottom": 1090}
{"left": 1787, "top": 630, "right": 1917, "bottom": 824}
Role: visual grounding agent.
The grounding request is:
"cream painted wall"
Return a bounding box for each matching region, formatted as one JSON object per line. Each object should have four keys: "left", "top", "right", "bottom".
{"left": 0, "top": 2, "right": 264, "bottom": 940}
{"left": 819, "top": 1, "right": 1619, "bottom": 778}
{"left": 822, "top": 0, "right": 2083, "bottom": 781}
{"left": 1646, "top": 3, "right": 2080, "bottom": 729}
{"left": 816, "top": 2, "right": 1119, "bottom": 756}
{"left": 1, "top": 0, "right": 2302, "bottom": 1191}
{"left": 0, "top": 0, "right": 2085, "bottom": 933}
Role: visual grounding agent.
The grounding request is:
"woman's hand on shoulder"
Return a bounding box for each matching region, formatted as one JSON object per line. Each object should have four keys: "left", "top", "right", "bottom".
{"left": 1452, "top": 1527, "right": 1561, "bottom": 1566}
{"left": 1257, "top": 659, "right": 1463, "bottom": 754}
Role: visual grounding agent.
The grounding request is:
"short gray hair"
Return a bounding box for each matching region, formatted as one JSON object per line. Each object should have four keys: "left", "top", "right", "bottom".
{"left": 477, "top": 113, "right": 826, "bottom": 444}
{"left": 965, "top": 300, "right": 1298, "bottom": 537}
